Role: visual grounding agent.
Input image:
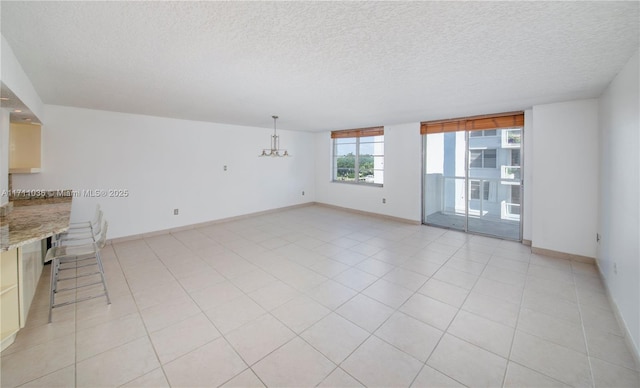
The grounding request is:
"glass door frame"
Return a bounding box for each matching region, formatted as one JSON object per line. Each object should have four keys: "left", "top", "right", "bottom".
{"left": 421, "top": 127, "right": 524, "bottom": 241}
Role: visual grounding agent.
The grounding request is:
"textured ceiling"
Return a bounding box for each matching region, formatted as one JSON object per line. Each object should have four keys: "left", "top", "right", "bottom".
{"left": 1, "top": 1, "right": 638, "bottom": 131}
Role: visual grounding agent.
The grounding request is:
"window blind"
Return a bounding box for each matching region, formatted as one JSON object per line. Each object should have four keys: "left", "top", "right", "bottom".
{"left": 331, "top": 126, "right": 384, "bottom": 139}
{"left": 420, "top": 112, "right": 524, "bottom": 135}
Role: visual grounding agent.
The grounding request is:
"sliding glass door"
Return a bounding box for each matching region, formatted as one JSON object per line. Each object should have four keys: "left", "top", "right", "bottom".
{"left": 423, "top": 127, "right": 523, "bottom": 240}
{"left": 424, "top": 130, "right": 468, "bottom": 231}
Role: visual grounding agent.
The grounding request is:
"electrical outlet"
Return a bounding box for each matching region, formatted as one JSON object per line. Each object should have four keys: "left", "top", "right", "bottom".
{"left": 613, "top": 262, "right": 617, "bottom": 274}
{"left": 173, "top": 209, "right": 179, "bottom": 215}
{"left": 302, "top": 191, "right": 305, "bottom": 196}
{"left": 382, "top": 198, "right": 386, "bottom": 204}
{"left": 223, "top": 165, "right": 228, "bottom": 171}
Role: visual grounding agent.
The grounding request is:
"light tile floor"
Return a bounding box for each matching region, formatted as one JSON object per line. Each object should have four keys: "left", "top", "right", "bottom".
{"left": 2, "top": 205, "right": 639, "bottom": 387}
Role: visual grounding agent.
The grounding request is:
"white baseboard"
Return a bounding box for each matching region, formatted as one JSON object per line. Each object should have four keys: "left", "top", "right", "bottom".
{"left": 313, "top": 202, "right": 421, "bottom": 225}
{"left": 593, "top": 259, "right": 640, "bottom": 371}
{"left": 531, "top": 246, "right": 595, "bottom": 264}
{"left": 107, "top": 202, "right": 315, "bottom": 244}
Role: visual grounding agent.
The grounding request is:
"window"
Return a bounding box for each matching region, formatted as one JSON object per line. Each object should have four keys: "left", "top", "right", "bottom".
{"left": 469, "top": 129, "right": 497, "bottom": 137}
{"left": 511, "top": 149, "right": 521, "bottom": 165}
{"left": 332, "top": 127, "right": 384, "bottom": 185}
{"left": 510, "top": 185, "right": 521, "bottom": 205}
{"left": 509, "top": 185, "right": 521, "bottom": 215}
{"left": 470, "top": 180, "right": 490, "bottom": 200}
{"left": 470, "top": 180, "right": 480, "bottom": 199}
{"left": 469, "top": 149, "right": 497, "bottom": 168}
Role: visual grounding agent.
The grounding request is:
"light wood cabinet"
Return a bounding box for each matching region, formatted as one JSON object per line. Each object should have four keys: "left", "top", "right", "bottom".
{"left": 1, "top": 248, "right": 20, "bottom": 351}
{"left": 0, "top": 241, "right": 43, "bottom": 351}
{"left": 9, "top": 123, "right": 41, "bottom": 174}
{"left": 19, "top": 241, "right": 43, "bottom": 325}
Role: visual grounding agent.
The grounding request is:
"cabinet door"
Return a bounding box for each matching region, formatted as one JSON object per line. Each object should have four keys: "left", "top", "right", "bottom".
{"left": 9, "top": 123, "right": 42, "bottom": 173}
{"left": 1, "top": 248, "right": 20, "bottom": 350}
{"left": 19, "top": 242, "right": 43, "bottom": 325}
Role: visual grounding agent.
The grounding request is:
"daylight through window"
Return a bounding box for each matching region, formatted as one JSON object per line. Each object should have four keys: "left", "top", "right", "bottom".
{"left": 332, "top": 127, "right": 384, "bottom": 185}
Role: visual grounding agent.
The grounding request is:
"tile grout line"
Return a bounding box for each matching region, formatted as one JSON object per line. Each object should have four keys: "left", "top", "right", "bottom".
{"left": 161, "top": 224, "right": 360, "bottom": 386}
{"left": 15, "top": 207, "right": 628, "bottom": 388}
{"left": 407, "top": 237, "right": 495, "bottom": 388}
{"left": 501, "top": 252, "right": 592, "bottom": 387}
{"left": 212, "top": 225, "right": 437, "bottom": 386}
{"left": 118, "top": 232, "right": 257, "bottom": 385}
{"left": 145, "top": 229, "right": 271, "bottom": 387}
{"left": 8, "top": 227, "right": 440, "bottom": 384}
{"left": 573, "top": 266, "right": 597, "bottom": 388}
{"left": 215, "top": 225, "right": 363, "bottom": 387}
{"left": 291, "top": 231, "right": 514, "bottom": 386}
{"left": 313, "top": 234, "right": 476, "bottom": 386}
{"left": 111, "top": 240, "right": 173, "bottom": 387}
{"left": 222, "top": 220, "right": 391, "bottom": 386}
{"left": 499, "top": 244, "right": 531, "bottom": 388}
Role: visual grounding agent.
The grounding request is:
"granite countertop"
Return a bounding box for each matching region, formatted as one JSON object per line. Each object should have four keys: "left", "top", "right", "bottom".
{"left": 0, "top": 197, "right": 72, "bottom": 251}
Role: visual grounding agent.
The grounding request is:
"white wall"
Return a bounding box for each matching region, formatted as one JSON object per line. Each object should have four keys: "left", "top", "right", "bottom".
{"left": 314, "top": 122, "right": 422, "bottom": 222}
{"left": 597, "top": 51, "right": 639, "bottom": 355}
{"left": 12, "top": 105, "right": 315, "bottom": 239}
{"left": 531, "top": 99, "right": 599, "bottom": 258}
{"left": 1, "top": 35, "right": 45, "bottom": 205}
{"left": 0, "top": 36, "right": 44, "bottom": 121}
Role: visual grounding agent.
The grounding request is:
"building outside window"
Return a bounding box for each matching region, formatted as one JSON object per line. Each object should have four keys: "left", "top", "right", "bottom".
{"left": 511, "top": 149, "right": 520, "bottom": 165}
{"left": 470, "top": 180, "right": 491, "bottom": 200}
{"left": 470, "top": 149, "right": 497, "bottom": 168}
{"left": 469, "top": 129, "right": 497, "bottom": 137}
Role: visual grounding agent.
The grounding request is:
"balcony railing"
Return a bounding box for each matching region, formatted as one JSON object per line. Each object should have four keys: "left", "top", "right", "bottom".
{"left": 501, "top": 129, "right": 521, "bottom": 148}
{"left": 501, "top": 201, "right": 521, "bottom": 221}
{"left": 501, "top": 165, "right": 521, "bottom": 183}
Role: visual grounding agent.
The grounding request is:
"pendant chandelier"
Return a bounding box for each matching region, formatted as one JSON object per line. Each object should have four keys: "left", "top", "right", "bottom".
{"left": 259, "top": 115, "right": 290, "bottom": 157}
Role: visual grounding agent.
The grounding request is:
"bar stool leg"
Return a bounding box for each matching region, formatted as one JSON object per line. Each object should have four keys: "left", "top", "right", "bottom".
{"left": 96, "top": 251, "right": 111, "bottom": 305}
{"left": 48, "top": 258, "right": 58, "bottom": 323}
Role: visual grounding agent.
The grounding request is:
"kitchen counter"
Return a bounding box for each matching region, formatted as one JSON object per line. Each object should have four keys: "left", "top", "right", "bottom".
{"left": 1, "top": 194, "right": 73, "bottom": 350}
{"left": 0, "top": 196, "right": 72, "bottom": 251}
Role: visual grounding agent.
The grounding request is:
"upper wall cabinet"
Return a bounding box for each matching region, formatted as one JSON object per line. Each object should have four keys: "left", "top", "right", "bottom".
{"left": 9, "top": 123, "right": 41, "bottom": 174}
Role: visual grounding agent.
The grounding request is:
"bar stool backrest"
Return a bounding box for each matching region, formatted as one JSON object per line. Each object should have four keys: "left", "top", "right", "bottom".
{"left": 90, "top": 213, "right": 105, "bottom": 239}
{"left": 89, "top": 204, "right": 101, "bottom": 225}
{"left": 95, "top": 221, "right": 109, "bottom": 249}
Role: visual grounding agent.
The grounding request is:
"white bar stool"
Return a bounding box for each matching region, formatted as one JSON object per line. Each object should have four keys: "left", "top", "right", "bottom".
{"left": 47, "top": 221, "right": 111, "bottom": 323}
